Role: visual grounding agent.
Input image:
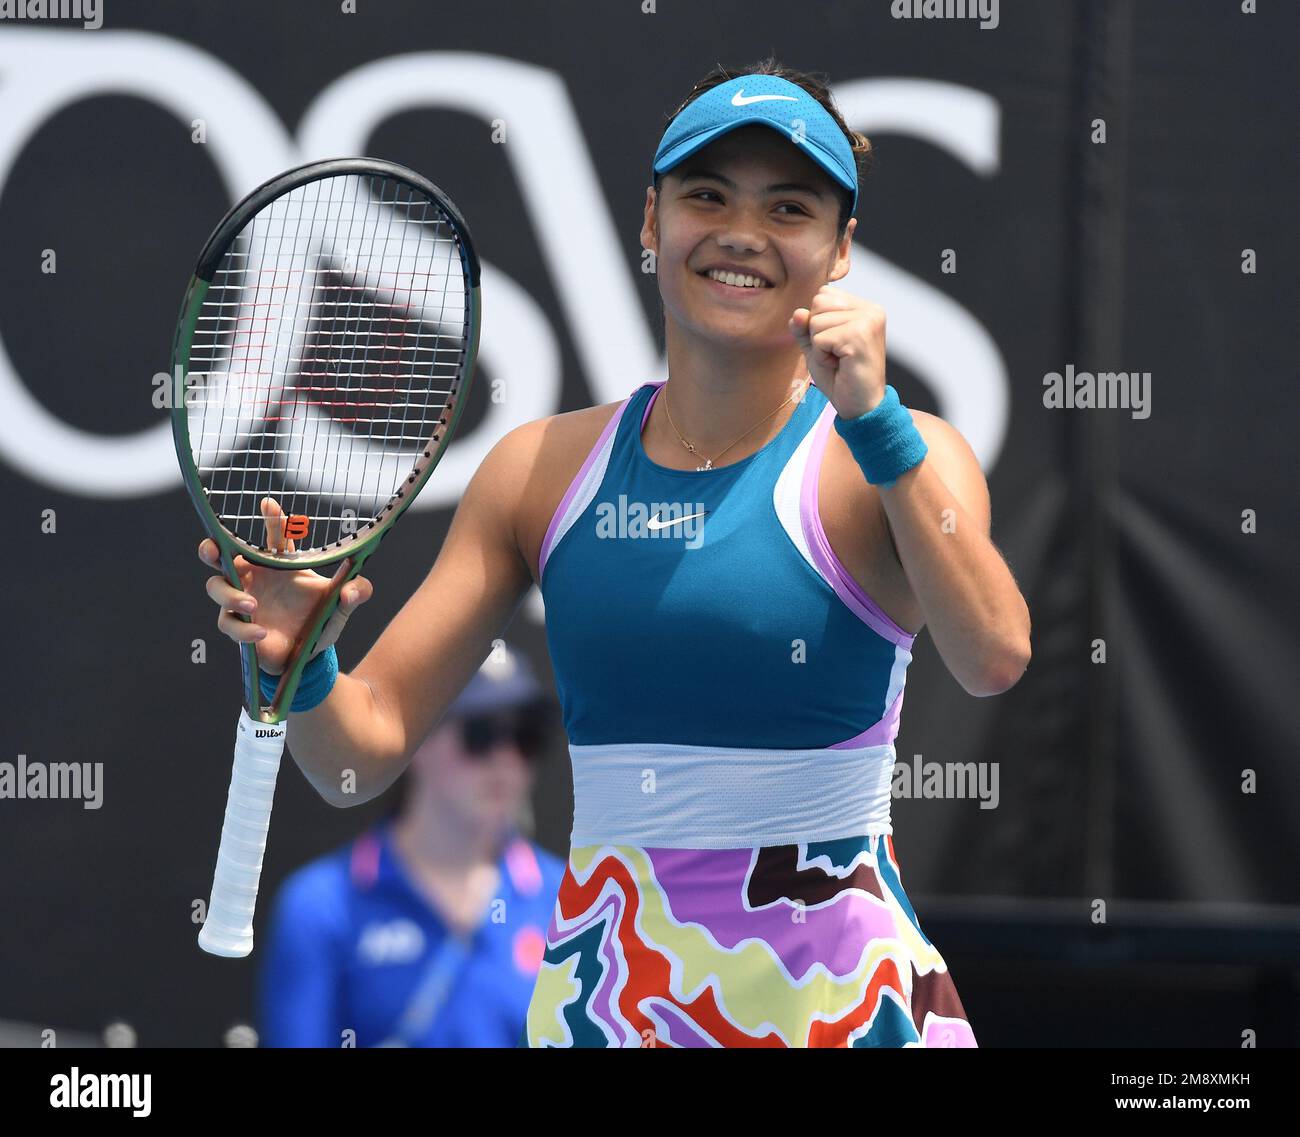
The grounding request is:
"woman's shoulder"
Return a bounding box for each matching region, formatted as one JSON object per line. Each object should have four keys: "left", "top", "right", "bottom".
{"left": 493, "top": 393, "right": 633, "bottom": 502}
{"left": 503, "top": 386, "right": 651, "bottom": 577}
{"left": 505, "top": 385, "right": 646, "bottom": 457}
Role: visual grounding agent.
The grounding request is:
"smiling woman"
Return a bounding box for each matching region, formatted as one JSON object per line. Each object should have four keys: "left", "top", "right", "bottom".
{"left": 204, "top": 55, "right": 1027, "bottom": 1051}
{"left": 515, "top": 57, "right": 1019, "bottom": 1048}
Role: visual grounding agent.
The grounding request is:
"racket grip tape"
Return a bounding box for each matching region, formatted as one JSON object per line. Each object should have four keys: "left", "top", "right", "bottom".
{"left": 197, "top": 709, "right": 287, "bottom": 958}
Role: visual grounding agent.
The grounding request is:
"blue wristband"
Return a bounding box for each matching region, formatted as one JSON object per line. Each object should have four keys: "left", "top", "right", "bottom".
{"left": 258, "top": 644, "right": 339, "bottom": 712}
{"left": 832, "top": 385, "right": 928, "bottom": 487}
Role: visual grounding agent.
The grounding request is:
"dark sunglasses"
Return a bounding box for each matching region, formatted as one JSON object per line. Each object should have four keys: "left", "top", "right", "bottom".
{"left": 460, "top": 701, "right": 552, "bottom": 761}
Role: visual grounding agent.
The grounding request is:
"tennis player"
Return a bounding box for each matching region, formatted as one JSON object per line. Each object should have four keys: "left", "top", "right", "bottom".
{"left": 199, "top": 58, "right": 1031, "bottom": 1048}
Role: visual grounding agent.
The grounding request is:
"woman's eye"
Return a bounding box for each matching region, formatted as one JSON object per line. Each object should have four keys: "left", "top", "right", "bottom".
{"left": 687, "top": 192, "right": 807, "bottom": 216}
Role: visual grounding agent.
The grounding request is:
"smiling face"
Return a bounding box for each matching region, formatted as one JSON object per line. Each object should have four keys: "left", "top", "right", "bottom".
{"left": 642, "top": 124, "right": 855, "bottom": 352}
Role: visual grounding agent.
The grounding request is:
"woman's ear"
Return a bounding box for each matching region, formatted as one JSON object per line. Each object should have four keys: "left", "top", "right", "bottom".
{"left": 828, "top": 215, "right": 856, "bottom": 282}
{"left": 640, "top": 185, "right": 660, "bottom": 254}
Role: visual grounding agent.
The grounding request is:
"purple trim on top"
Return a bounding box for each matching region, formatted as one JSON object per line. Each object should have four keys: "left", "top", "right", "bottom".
{"left": 537, "top": 388, "right": 639, "bottom": 583}
{"left": 800, "top": 405, "right": 916, "bottom": 649}
{"left": 640, "top": 380, "right": 666, "bottom": 430}
{"left": 828, "top": 688, "right": 906, "bottom": 749}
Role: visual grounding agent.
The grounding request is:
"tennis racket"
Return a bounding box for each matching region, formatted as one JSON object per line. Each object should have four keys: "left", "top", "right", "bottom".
{"left": 171, "top": 157, "right": 481, "bottom": 957}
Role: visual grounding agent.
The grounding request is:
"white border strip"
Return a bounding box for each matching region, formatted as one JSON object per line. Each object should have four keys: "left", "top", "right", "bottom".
{"left": 570, "top": 740, "right": 896, "bottom": 848}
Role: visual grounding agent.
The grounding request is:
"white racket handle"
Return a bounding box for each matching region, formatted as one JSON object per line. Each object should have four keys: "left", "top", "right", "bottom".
{"left": 197, "top": 709, "right": 287, "bottom": 958}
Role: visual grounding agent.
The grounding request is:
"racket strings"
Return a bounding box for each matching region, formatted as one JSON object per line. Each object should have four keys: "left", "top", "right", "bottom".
{"left": 185, "top": 172, "right": 467, "bottom": 552}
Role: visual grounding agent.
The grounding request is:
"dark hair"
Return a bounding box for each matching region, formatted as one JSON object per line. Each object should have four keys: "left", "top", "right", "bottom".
{"left": 653, "top": 55, "right": 874, "bottom": 238}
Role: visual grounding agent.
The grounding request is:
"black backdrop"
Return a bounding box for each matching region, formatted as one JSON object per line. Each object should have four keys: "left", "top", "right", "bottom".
{"left": 0, "top": 0, "right": 1295, "bottom": 1046}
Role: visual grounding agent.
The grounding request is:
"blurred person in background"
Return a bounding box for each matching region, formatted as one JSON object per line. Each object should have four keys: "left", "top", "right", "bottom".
{"left": 258, "top": 642, "right": 564, "bottom": 1047}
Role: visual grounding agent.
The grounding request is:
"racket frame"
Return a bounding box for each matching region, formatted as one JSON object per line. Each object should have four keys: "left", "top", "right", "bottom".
{"left": 170, "top": 157, "right": 481, "bottom": 725}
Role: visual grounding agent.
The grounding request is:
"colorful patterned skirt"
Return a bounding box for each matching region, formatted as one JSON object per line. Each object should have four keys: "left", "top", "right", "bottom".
{"left": 524, "top": 833, "right": 976, "bottom": 1047}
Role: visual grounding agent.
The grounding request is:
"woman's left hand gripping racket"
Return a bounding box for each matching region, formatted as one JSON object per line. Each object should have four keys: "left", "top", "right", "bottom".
{"left": 170, "top": 158, "right": 481, "bottom": 957}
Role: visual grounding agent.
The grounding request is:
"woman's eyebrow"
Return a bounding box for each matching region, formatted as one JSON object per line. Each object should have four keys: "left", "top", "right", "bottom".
{"left": 679, "top": 169, "right": 826, "bottom": 199}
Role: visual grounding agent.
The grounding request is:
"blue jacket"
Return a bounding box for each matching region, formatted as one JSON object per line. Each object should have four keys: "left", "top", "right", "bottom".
{"left": 259, "top": 823, "right": 565, "bottom": 1047}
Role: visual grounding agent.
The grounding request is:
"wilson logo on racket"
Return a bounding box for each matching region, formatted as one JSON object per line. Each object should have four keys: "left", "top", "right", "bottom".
{"left": 282, "top": 514, "right": 311, "bottom": 542}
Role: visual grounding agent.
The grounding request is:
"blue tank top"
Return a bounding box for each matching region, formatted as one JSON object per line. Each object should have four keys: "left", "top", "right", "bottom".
{"left": 522, "top": 383, "right": 968, "bottom": 1049}
{"left": 537, "top": 380, "right": 916, "bottom": 752}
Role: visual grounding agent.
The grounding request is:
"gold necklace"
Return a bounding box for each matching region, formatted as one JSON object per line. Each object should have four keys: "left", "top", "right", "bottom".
{"left": 662, "top": 378, "right": 811, "bottom": 471}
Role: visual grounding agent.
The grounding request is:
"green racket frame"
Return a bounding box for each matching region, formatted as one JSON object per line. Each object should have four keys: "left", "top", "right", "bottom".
{"left": 170, "top": 158, "right": 481, "bottom": 725}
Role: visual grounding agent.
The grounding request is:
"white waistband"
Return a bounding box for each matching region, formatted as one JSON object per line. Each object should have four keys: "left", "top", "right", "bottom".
{"left": 568, "top": 741, "right": 896, "bottom": 849}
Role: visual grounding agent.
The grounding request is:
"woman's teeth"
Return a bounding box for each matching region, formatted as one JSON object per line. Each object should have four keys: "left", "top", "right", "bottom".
{"left": 705, "top": 268, "right": 770, "bottom": 289}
